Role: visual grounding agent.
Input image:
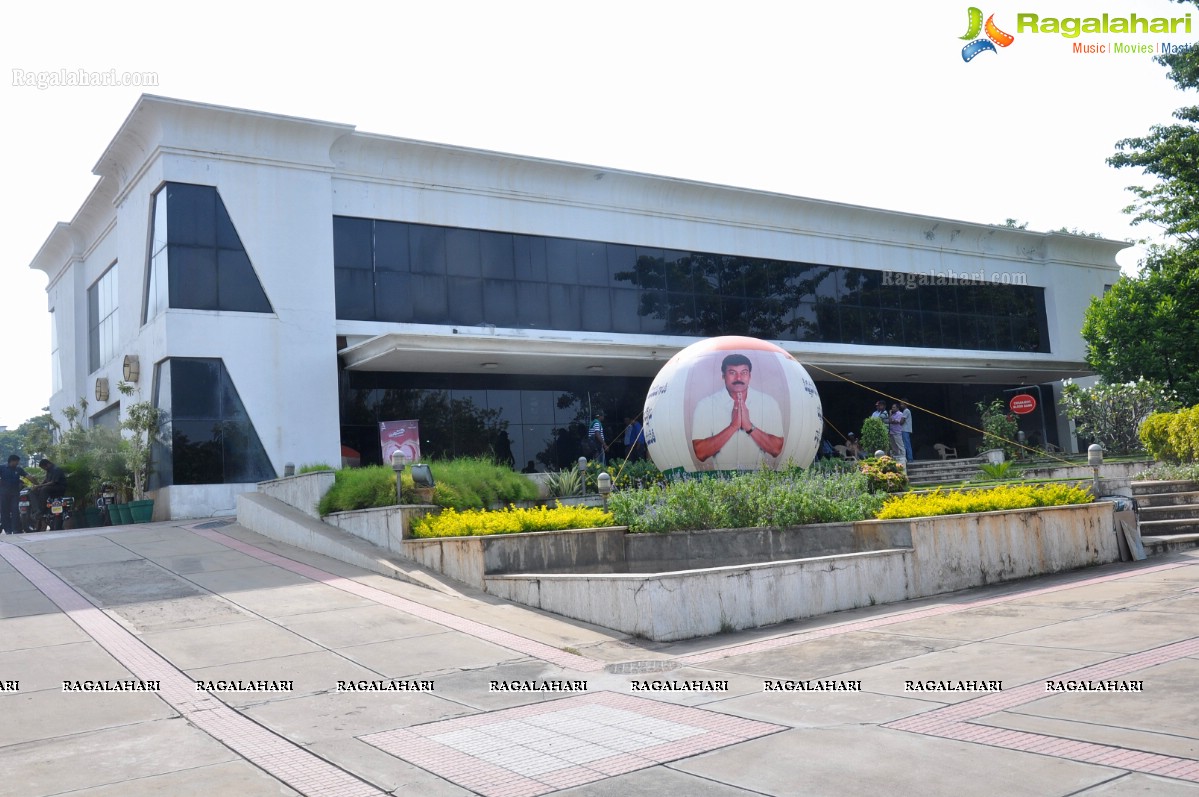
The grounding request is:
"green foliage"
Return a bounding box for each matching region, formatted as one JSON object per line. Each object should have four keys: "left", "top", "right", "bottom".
{"left": 1082, "top": 251, "right": 1199, "bottom": 406}
{"left": 544, "top": 467, "right": 583, "bottom": 498}
{"left": 1133, "top": 460, "right": 1199, "bottom": 481}
{"left": 318, "top": 466, "right": 397, "bottom": 514}
{"left": 1138, "top": 405, "right": 1199, "bottom": 464}
{"left": 978, "top": 460, "right": 1015, "bottom": 481}
{"left": 297, "top": 463, "right": 334, "bottom": 474}
{"left": 119, "top": 392, "right": 164, "bottom": 501}
{"left": 0, "top": 412, "right": 55, "bottom": 463}
{"left": 607, "top": 468, "right": 885, "bottom": 533}
{"left": 976, "top": 399, "right": 1020, "bottom": 458}
{"left": 859, "top": 416, "right": 889, "bottom": 456}
{"left": 1060, "top": 379, "right": 1177, "bottom": 456}
{"left": 410, "top": 504, "right": 614, "bottom": 538}
{"left": 585, "top": 457, "right": 666, "bottom": 492}
{"left": 877, "top": 483, "right": 1093, "bottom": 520}
{"left": 318, "top": 458, "right": 539, "bottom": 515}
{"left": 857, "top": 456, "right": 909, "bottom": 493}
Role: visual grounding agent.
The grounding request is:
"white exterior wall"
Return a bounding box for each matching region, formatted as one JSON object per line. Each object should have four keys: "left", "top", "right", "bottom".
{"left": 32, "top": 96, "right": 1126, "bottom": 517}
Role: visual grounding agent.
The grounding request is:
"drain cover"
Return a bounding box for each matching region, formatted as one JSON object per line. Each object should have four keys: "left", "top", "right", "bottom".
{"left": 193, "top": 519, "right": 233, "bottom": 529}
{"left": 604, "top": 660, "right": 681, "bottom": 674}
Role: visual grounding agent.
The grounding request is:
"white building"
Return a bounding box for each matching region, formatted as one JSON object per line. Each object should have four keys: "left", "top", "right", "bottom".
{"left": 31, "top": 95, "right": 1125, "bottom": 518}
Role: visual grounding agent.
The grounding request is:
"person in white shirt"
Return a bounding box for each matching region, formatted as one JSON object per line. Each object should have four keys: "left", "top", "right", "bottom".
{"left": 691, "top": 353, "right": 784, "bottom": 469}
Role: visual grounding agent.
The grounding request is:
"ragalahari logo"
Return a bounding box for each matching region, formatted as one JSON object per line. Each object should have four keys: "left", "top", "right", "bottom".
{"left": 960, "top": 7, "right": 1015, "bottom": 61}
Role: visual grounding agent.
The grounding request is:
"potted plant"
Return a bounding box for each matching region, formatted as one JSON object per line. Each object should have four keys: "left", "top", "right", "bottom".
{"left": 118, "top": 381, "right": 164, "bottom": 523}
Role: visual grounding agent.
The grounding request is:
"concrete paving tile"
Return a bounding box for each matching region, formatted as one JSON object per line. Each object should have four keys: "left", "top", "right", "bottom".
{"left": 149, "top": 549, "right": 273, "bottom": 575}
{"left": 835, "top": 641, "right": 1117, "bottom": 703}
{"left": 62, "top": 760, "right": 300, "bottom": 797}
{"left": 305, "top": 738, "right": 473, "bottom": 796}
{"left": 0, "top": 688, "right": 176, "bottom": 746}
{"left": 177, "top": 563, "right": 314, "bottom": 593}
{"left": 980, "top": 712, "right": 1199, "bottom": 760}
{"left": 106, "top": 594, "right": 256, "bottom": 633}
{"left": 603, "top": 666, "right": 764, "bottom": 708}
{"left": 673, "top": 726, "right": 1117, "bottom": 797}
{"left": 995, "top": 611, "right": 1198, "bottom": 654}
{"left": 185, "top": 650, "right": 386, "bottom": 707}
{"left": 702, "top": 631, "right": 964, "bottom": 680}
{"left": 0, "top": 717, "right": 236, "bottom": 795}
{"left": 0, "top": 639, "right": 136, "bottom": 693}
{"left": 0, "top": 611, "right": 90, "bottom": 652}
{"left": 1004, "top": 581, "right": 1187, "bottom": 611}
{"left": 111, "top": 535, "right": 233, "bottom": 559}
{"left": 335, "top": 632, "right": 524, "bottom": 679}
{"left": 878, "top": 603, "right": 1101, "bottom": 642}
{"left": 0, "top": 588, "right": 59, "bottom": 619}
{"left": 1119, "top": 564, "right": 1199, "bottom": 585}
{"left": 1072, "top": 772, "right": 1199, "bottom": 794}
{"left": 97, "top": 526, "right": 188, "bottom": 544}
{"left": 53, "top": 559, "right": 205, "bottom": 606}
{"left": 0, "top": 571, "right": 38, "bottom": 593}
{"left": 211, "top": 580, "right": 378, "bottom": 617}
{"left": 30, "top": 541, "right": 144, "bottom": 569}
{"left": 429, "top": 661, "right": 595, "bottom": 710}
{"left": 711, "top": 684, "right": 939, "bottom": 728}
{"left": 243, "top": 689, "right": 468, "bottom": 744}
{"left": 138, "top": 618, "right": 323, "bottom": 669}
{"left": 1017, "top": 657, "right": 1199, "bottom": 740}
{"left": 17, "top": 534, "right": 120, "bottom": 553}
{"left": 555, "top": 765, "right": 764, "bottom": 795}
{"left": 1132, "top": 594, "right": 1199, "bottom": 616}
{"left": 272, "top": 604, "right": 447, "bottom": 648}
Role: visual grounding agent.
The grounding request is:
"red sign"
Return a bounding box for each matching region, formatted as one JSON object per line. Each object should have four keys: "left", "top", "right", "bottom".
{"left": 379, "top": 420, "right": 421, "bottom": 464}
{"left": 1009, "top": 394, "right": 1037, "bottom": 415}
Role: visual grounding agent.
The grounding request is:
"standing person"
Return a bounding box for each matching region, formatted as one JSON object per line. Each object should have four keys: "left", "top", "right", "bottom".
{"left": 589, "top": 411, "right": 607, "bottom": 465}
{"left": 888, "top": 404, "right": 906, "bottom": 460}
{"left": 0, "top": 455, "right": 30, "bottom": 534}
{"left": 623, "top": 416, "right": 644, "bottom": 461}
{"left": 870, "top": 400, "right": 888, "bottom": 421}
{"left": 900, "top": 399, "right": 914, "bottom": 461}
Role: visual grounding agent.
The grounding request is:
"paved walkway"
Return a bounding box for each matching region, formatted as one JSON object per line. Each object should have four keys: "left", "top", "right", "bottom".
{"left": 1, "top": 520, "right": 1197, "bottom": 796}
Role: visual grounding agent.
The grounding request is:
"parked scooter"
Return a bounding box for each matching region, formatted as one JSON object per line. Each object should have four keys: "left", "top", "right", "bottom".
{"left": 96, "top": 483, "right": 117, "bottom": 526}
{"left": 18, "top": 487, "right": 74, "bottom": 532}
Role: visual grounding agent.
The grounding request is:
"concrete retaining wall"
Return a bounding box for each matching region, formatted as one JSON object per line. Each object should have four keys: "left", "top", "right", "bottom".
{"left": 484, "top": 502, "right": 1118, "bottom": 641}
{"left": 256, "top": 470, "right": 335, "bottom": 518}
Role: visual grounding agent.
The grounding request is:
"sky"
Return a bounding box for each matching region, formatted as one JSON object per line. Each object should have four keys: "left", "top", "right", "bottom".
{"left": 0, "top": 0, "right": 1193, "bottom": 430}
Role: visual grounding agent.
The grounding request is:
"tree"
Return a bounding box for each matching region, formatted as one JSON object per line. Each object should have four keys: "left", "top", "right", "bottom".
{"left": 1082, "top": 247, "right": 1199, "bottom": 404}
{"left": 1060, "top": 379, "right": 1179, "bottom": 455}
{"left": 1087, "top": 20, "right": 1199, "bottom": 401}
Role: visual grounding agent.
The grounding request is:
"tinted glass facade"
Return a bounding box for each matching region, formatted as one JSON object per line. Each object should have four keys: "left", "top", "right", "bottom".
{"left": 341, "top": 369, "right": 652, "bottom": 471}
{"left": 333, "top": 218, "right": 1050, "bottom": 353}
{"left": 145, "top": 183, "right": 273, "bottom": 320}
{"left": 152, "top": 358, "right": 275, "bottom": 486}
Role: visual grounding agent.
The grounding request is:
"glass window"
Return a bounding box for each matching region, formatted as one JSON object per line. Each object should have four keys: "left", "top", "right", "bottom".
{"left": 410, "top": 225, "right": 447, "bottom": 275}
{"left": 513, "top": 235, "right": 547, "bottom": 282}
{"left": 374, "top": 272, "right": 413, "bottom": 323}
{"left": 335, "top": 269, "right": 375, "bottom": 320}
{"left": 168, "top": 246, "right": 219, "bottom": 310}
{"left": 412, "top": 274, "right": 449, "bottom": 323}
{"left": 448, "top": 277, "right": 484, "bottom": 323}
{"left": 480, "top": 231, "right": 515, "bottom": 279}
{"left": 88, "top": 264, "right": 118, "bottom": 373}
{"left": 546, "top": 238, "right": 578, "bottom": 285}
{"left": 580, "top": 286, "right": 611, "bottom": 331}
{"left": 446, "top": 229, "right": 481, "bottom": 277}
{"left": 374, "top": 220, "right": 410, "bottom": 271}
{"left": 549, "top": 284, "right": 580, "bottom": 329}
{"left": 576, "top": 242, "right": 607, "bottom": 286}
{"left": 482, "top": 280, "right": 519, "bottom": 327}
{"left": 166, "top": 183, "right": 216, "bottom": 247}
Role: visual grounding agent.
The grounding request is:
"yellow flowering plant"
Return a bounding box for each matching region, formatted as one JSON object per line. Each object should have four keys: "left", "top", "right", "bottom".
{"left": 876, "top": 483, "right": 1092, "bottom": 520}
{"left": 410, "top": 503, "right": 615, "bottom": 538}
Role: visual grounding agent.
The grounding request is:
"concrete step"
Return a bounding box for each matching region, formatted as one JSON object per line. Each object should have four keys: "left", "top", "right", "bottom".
{"left": 1138, "top": 503, "right": 1199, "bottom": 521}
{"left": 1142, "top": 533, "right": 1199, "bottom": 556}
{"left": 1138, "top": 517, "right": 1199, "bottom": 536}
{"left": 1132, "top": 491, "right": 1199, "bottom": 509}
{"left": 1132, "top": 480, "right": 1199, "bottom": 496}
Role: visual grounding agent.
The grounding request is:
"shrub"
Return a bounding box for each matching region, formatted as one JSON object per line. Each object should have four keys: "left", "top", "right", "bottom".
{"left": 1167, "top": 405, "right": 1199, "bottom": 463}
{"left": 410, "top": 504, "right": 614, "bottom": 538}
{"left": 1139, "top": 412, "right": 1176, "bottom": 462}
{"left": 1133, "top": 461, "right": 1199, "bottom": 481}
{"left": 298, "top": 463, "right": 334, "bottom": 474}
{"left": 858, "top": 456, "right": 909, "bottom": 493}
{"left": 608, "top": 468, "right": 885, "bottom": 533}
{"left": 318, "top": 466, "right": 397, "bottom": 514}
{"left": 419, "top": 457, "right": 539, "bottom": 509}
{"left": 585, "top": 457, "right": 666, "bottom": 492}
{"left": 1061, "top": 379, "right": 1178, "bottom": 456}
{"left": 977, "top": 460, "right": 1015, "bottom": 481}
{"left": 976, "top": 399, "right": 1020, "bottom": 458}
{"left": 876, "top": 483, "right": 1092, "bottom": 520}
{"left": 859, "top": 416, "right": 889, "bottom": 456}
{"left": 544, "top": 467, "right": 584, "bottom": 498}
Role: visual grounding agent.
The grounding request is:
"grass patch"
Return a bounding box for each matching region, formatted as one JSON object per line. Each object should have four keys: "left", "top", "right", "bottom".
{"left": 317, "top": 457, "right": 540, "bottom": 515}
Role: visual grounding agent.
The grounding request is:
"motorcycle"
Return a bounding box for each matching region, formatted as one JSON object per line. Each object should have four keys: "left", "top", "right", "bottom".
{"left": 18, "top": 487, "right": 74, "bottom": 532}
{"left": 96, "top": 483, "right": 117, "bottom": 526}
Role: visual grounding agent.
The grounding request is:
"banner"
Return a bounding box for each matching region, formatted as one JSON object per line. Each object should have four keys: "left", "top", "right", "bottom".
{"left": 379, "top": 420, "right": 421, "bottom": 464}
